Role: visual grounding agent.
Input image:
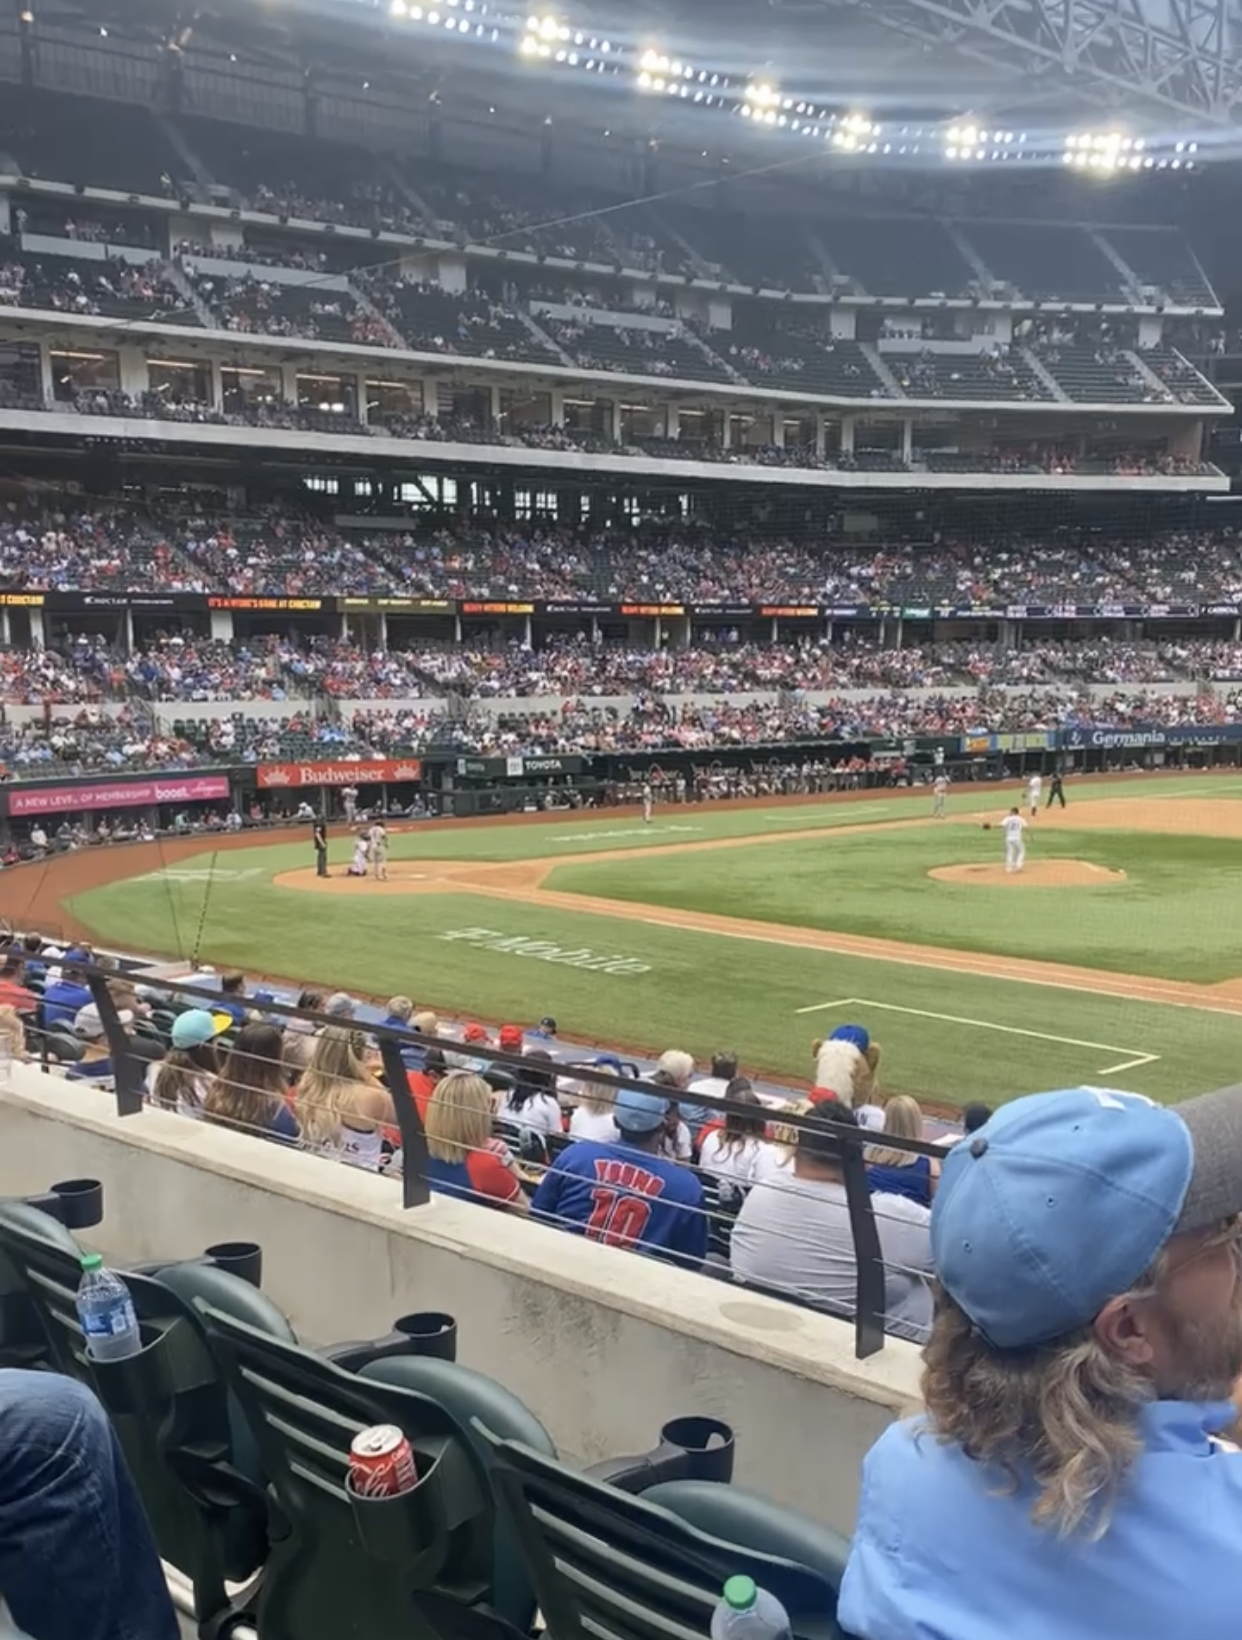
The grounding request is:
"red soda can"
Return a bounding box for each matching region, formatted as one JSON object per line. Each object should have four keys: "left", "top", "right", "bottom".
{"left": 348, "top": 1423, "right": 418, "bottom": 1497}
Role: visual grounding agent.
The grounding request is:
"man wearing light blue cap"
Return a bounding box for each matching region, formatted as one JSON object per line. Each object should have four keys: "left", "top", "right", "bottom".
{"left": 840, "top": 1084, "right": 1242, "bottom": 1640}
{"left": 531, "top": 1086, "right": 707, "bottom": 1268}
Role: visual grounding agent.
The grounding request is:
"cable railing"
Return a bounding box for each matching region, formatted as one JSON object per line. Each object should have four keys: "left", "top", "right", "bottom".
{"left": 4, "top": 950, "right": 959, "bottom": 1360}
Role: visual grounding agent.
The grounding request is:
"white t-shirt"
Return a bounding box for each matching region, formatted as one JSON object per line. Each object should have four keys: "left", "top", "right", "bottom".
{"left": 497, "top": 1090, "right": 563, "bottom": 1136}
{"left": 698, "top": 1132, "right": 771, "bottom": 1185}
{"left": 312, "top": 1125, "right": 385, "bottom": 1172}
{"left": 1002, "top": 814, "right": 1027, "bottom": 843}
{"left": 145, "top": 1060, "right": 209, "bottom": 1120}
{"left": 854, "top": 1102, "right": 885, "bottom": 1132}
{"left": 661, "top": 1120, "right": 693, "bottom": 1162}
{"left": 570, "top": 1106, "right": 619, "bottom": 1142}
{"left": 1028, "top": 775, "right": 1042, "bottom": 795}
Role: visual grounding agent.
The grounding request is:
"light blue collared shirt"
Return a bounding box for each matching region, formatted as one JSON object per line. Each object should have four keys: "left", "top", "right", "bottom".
{"left": 839, "top": 1400, "right": 1242, "bottom": 1640}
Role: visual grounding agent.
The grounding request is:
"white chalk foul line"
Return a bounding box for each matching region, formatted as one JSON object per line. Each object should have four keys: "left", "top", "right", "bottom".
{"left": 796, "top": 997, "right": 1159, "bottom": 1077}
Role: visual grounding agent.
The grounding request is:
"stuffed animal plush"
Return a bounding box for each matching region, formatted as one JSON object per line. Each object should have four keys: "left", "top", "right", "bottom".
{"left": 810, "top": 1025, "right": 883, "bottom": 1127}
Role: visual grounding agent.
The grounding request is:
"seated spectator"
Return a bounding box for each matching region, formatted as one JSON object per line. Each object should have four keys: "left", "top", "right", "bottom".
{"left": 0, "top": 1005, "right": 26, "bottom": 1064}
{"left": 381, "top": 994, "right": 421, "bottom": 1070}
{"left": 730, "top": 1106, "right": 934, "bottom": 1341}
{"left": 203, "top": 1023, "right": 299, "bottom": 1143}
{"left": 697, "top": 1081, "right": 771, "bottom": 1186}
{"left": 0, "top": 1369, "right": 180, "bottom": 1640}
{"left": 652, "top": 1069, "right": 694, "bottom": 1163}
{"left": 938, "top": 1098, "right": 994, "bottom": 1148}
{"left": 295, "top": 1026, "right": 395, "bottom": 1172}
{"left": 423, "top": 1070, "right": 528, "bottom": 1213}
{"left": 405, "top": 1044, "right": 446, "bottom": 1125}
{"left": 531, "top": 1087, "right": 707, "bottom": 1267}
{"left": 689, "top": 1050, "right": 740, "bottom": 1122}
{"left": 567, "top": 1067, "right": 621, "bottom": 1142}
{"left": 839, "top": 1086, "right": 1242, "bottom": 1640}
{"left": 217, "top": 970, "right": 249, "bottom": 1025}
{"left": 657, "top": 1047, "right": 707, "bottom": 1128}
{"left": 0, "top": 954, "right": 34, "bottom": 1012}
{"left": 65, "top": 1002, "right": 162, "bottom": 1082}
{"left": 865, "top": 1095, "right": 939, "bottom": 1206}
{"left": 40, "top": 948, "right": 91, "bottom": 1030}
{"left": 495, "top": 1048, "right": 563, "bottom": 1139}
{"left": 280, "top": 988, "right": 323, "bottom": 1077}
{"left": 147, "top": 1008, "right": 228, "bottom": 1117}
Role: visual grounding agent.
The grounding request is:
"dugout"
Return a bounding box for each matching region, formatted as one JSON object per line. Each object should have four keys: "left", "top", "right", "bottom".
{"left": 425, "top": 753, "right": 606, "bottom": 818}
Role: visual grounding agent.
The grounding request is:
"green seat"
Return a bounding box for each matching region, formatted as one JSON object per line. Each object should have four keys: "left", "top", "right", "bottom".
{"left": 486, "top": 1435, "right": 848, "bottom": 1640}
{"left": 199, "top": 1304, "right": 505, "bottom": 1640}
{"left": 641, "top": 1480, "right": 851, "bottom": 1593}
{"left": 0, "top": 1209, "right": 290, "bottom": 1627}
{"left": 359, "top": 1354, "right": 556, "bottom": 1631}
{"left": 0, "top": 1202, "right": 85, "bottom": 1373}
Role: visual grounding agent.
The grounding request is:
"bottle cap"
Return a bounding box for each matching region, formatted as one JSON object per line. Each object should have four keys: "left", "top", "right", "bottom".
{"left": 723, "top": 1577, "right": 757, "bottom": 1612}
{"left": 80, "top": 1253, "right": 103, "bottom": 1272}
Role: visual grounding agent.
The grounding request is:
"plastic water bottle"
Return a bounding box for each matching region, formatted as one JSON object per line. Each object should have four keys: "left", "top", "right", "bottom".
{"left": 75, "top": 1253, "right": 141, "bottom": 1361}
{"left": 710, "top": 1578, "right": 792, "bottom": 1640}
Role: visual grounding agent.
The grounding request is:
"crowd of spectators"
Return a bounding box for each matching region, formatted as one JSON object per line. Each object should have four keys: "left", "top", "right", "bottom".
{"left": 5, "top": 498, "right": 1242, "bottom": 610}
{"left": 3, "top": 634, "right": 1241, "bottom": 721}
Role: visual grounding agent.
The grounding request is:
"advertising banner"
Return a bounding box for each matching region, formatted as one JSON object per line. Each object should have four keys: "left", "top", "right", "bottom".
{"left": 207, "top": 597, "right": 324, "bottom": 612}
{"left": 7, "top": 774, "right": 231, "bottom": 816}
{"left": 338, "top": 598, "right": 455, "bottom": 613}
{"left": 256, "top": 759, "right": 422, "bottom": 789}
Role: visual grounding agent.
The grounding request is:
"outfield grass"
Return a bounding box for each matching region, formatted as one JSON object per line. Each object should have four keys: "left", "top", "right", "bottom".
{"left": 546, "top": 825, "right": 1242, "bottom": 984}
{"left": 62, "top": 774, "right": 1242, "bottom": 1108}
{"left": 67, "top": 859, "right": 1238, "bottom": 1109}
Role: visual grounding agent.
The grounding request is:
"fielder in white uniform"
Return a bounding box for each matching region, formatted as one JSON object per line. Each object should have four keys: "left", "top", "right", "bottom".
{"left": 641, "top": 781, "right": 653, "bottom": 824}
{"left": 932, "top": 773, "right": 949, "bottom": 819}
{"left": 1027, "top": 773, "right": 1042, "bottom": 817}
{"left": 1003, "top": 807, "right": 1027, "bottom": 874}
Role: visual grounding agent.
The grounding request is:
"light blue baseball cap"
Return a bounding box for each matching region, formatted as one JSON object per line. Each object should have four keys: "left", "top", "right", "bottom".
{"left": 614, "top": 1088, "right": 670, "bottom": 1135}
{"left": 932, "top": 1085, "right": 1242, "bottom": 1349}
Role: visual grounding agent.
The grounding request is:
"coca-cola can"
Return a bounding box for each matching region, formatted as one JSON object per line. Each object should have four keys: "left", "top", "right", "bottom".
{"left": 348, "top": 1423, "right": 418, "bottom": 1497}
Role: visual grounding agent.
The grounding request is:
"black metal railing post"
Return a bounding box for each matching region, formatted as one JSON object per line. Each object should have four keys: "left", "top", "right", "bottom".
{"left": 84, "top": 970, "right": 146, "bottom": 1117}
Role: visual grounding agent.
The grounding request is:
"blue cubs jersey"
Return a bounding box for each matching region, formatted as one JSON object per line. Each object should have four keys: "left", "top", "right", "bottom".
{"left": 531, "top": 1139, "right": 707, "bottom": 1267}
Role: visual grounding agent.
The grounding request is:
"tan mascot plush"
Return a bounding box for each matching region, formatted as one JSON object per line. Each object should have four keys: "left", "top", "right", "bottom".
{"left": 810, "top": 1025, "right": 883, "bottom": 1128}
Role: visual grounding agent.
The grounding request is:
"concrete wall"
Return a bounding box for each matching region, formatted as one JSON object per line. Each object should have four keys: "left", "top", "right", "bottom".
{"left": 0, "top": 1067, "right": 920, "bottom": 1532}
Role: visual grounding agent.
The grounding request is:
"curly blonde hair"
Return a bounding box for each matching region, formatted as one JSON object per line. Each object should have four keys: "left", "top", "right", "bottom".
{"left": 921, "top": 1287, "right": 1156, "bottom": 1538}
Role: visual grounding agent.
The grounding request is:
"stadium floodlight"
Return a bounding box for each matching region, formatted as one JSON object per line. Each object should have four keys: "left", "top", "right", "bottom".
{"left": 744, "top": 79, "right": 781, "bottom": 108}
{"left": 519, "top": 11, "right": 568, "bottom": 56}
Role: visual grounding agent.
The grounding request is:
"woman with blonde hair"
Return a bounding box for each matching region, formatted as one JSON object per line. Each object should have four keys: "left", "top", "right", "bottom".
{"left": 866, "top": 1094, "right": 938, "bottom": 1207}
{"left": 567, "top": 1066, "right": 620, "bottom": 1142}
{"left": 204, "top": 1023, "right": 299, "bottom": 1144}
{"left": 0, "top": 1004, "right": 26, "bottom": 1063}
{"left": 425, "top": 1070, "right": 527, "bottom": 1213}
{"left": 295, "top": 1025, "right": 394, "bottom": 1171}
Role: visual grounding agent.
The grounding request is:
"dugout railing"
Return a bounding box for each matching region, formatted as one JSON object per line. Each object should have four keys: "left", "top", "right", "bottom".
{"left": 1, "top": 955, "right": 954, "bottom": 1361}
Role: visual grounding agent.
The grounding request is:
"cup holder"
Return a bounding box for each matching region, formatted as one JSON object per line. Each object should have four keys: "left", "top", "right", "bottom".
{"left": 659, "top": 1416, "right": 736, "bottom": 1483}
{"left": 204, "top": 1241, "right": 263, "bottom": 1288}
{"left": 393, "top": 1312, "right": 457, "bottom": 1361}
{"left": 30, "top": 1179, "right": 104, "bottom": 1229}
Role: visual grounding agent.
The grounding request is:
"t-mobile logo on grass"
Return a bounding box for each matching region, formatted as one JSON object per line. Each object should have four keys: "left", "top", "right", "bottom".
{"left": 438, "top": 926, "right": 650, "bottom": 976}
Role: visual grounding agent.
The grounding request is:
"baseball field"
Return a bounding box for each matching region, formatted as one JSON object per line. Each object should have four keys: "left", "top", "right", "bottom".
{"left": 13, "top": 772, "right": 1242, "bottom": 1108}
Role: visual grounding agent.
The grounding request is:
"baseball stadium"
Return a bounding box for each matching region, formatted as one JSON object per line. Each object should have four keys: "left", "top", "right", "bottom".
{"left": 3, "top": 0, "right": 1242, "bottom": 1634}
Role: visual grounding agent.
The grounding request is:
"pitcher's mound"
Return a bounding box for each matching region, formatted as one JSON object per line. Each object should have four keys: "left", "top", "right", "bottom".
{"left": 929, "top": 860, "right": 1126, "bottom": 888}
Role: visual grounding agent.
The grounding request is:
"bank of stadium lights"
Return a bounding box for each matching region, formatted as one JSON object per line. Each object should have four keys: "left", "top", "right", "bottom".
{"left": 517, "top": 13, "right": 618, "bottom": 72}
{"left": 1062, "top": 130, "right": 1197, "bottom": 171}
{"left": 943, "top": 124, "right": 1028, "bottom": 162}
{"left": 636, "top": 49, "right": 727, "bottom": 105}
{"left": 389, "top": 0, "right": 499, "bottom": 41}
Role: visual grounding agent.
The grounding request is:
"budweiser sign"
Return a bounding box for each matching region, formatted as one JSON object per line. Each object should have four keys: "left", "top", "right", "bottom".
{"left": 257, "top": 759, "right": 422, "bottom": 789}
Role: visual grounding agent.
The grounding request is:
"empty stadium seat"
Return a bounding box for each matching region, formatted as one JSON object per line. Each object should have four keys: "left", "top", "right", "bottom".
{"left": 486, "top": 1431, "right": 851, "bottom": 1640}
